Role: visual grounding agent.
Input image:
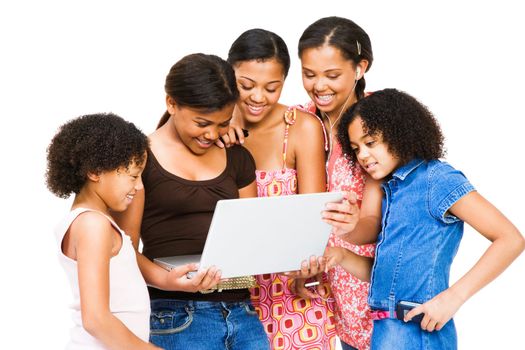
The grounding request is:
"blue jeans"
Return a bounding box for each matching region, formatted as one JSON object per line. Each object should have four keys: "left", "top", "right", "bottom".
{"left": 149, "top": 299, "right": 269, "bottom": 350}
{"left": 371, "top": 318, "right": 457, "bottom": 350}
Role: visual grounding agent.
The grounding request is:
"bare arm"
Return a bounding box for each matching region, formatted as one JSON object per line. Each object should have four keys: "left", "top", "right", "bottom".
{"left": 294, "top": 110, "right": 327, "bottom": 194}
{"left": 113, "top": 189, "right": 221, "bottom": 292}
{"left": 341, "top": 175, "right": 382, "bottom": 244}
{"left": 74, "top": 213, "right": 159, "bottom": 349}
{"left": 286, "top": 111, "right": 328, "bottom": 297}
{"left": 322, "top": 176, "right": 381, "bottom": 245}
{"left": 406, "top": 191, "right": 525, "bottom": 331}
{"left": 324, "top": 246, "right": 373, "bottom": 282}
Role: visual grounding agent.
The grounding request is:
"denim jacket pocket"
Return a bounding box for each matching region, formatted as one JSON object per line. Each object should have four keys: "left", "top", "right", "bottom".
{"left": 150, "top": 306, "right": 193, "bottom": 335}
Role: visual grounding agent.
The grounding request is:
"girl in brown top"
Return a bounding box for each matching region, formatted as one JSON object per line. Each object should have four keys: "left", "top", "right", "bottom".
{"left": 115, "top": 53, "right": 269, "bottom": 350}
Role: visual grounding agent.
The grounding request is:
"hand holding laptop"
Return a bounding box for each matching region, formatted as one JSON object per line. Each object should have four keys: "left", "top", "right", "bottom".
{"left": 283, "top": 255, "right": 327, "bottom": 279}
{"left": 321, "top": 191, "right": 360, "bottom": 236}
{"left": 162, "top": 262, "right": 222, "bottom": 293}
{"left": 154, "top": 191, "right": 346, "bottom": 279}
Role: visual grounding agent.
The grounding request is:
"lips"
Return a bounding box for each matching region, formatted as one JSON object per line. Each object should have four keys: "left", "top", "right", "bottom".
{"left": 364, "top": 162, "right": 378, "bottom": 171}
{"left": 125, "top": 194, "right": 135, "bottom": 204}
{"left": 314, "top": 93, "right": 335, "bottom": 106}
{"left": 195, "top": 138, "right": 213, "bottom": 149}
{"left": 246, "top": 103, "right": 265, "bottom": 116}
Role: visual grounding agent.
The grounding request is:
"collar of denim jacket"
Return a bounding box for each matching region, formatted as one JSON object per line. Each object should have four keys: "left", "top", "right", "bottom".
{"left": 391, "top": 158, "right": 425, "bottom": 181}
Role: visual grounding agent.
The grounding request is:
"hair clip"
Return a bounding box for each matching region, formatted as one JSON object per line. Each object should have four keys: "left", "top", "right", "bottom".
{"left": 356, "top": 40, "right": 362, "bottom": 55}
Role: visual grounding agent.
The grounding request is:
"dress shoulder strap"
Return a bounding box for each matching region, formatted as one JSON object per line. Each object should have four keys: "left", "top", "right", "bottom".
{"left": 291, "top": 103, "right": 329, "bottom": 152}
{"left": 281, "top": 107, "right": 297, "bottom": 171}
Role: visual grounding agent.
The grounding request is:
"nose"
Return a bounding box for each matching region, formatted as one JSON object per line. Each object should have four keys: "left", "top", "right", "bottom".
{"left": 249, "top": 88, "right": 264, "bottom": 103}
{"left": 356, "top": 147, "right": 370, "bottom": 161}
{"left": 313, "top": 77, "right": 327, "bottom": 92}
{"left": 205, "top": 127, "right": 219, "bottom": 141}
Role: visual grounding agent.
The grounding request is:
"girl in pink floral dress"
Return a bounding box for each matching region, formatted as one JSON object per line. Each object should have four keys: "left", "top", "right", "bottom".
{"left": 295, "top": 17, "right": 384, "bottom": 350}
{"left": 227, "top": 29, "right": 336, "bottom": 350}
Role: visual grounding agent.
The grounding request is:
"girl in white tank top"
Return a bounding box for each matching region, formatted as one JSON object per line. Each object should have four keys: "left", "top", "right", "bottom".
{"left": 46, "top": 113, "right": 159, "bottom": 349}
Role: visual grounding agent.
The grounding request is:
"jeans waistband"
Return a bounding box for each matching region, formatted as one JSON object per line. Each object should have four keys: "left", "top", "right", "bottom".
{"left": 151, "top": 298, "right": 251, "bottom": 311}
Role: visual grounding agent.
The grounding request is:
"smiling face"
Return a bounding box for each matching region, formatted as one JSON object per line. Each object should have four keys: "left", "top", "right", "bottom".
{"left": 167, "top": 98, "right": 234, "bottom": 155}
{"left": 233, "top": 58, "right": 285, "bottom": 125}
{"left": 300, "top": 45, "right": 360, "bottom": 116}
{"left": 348, "top": 116, "right": 400, "bottom": 180}
{"left": 96, "top": 156, "right": 146, "bottom": 212}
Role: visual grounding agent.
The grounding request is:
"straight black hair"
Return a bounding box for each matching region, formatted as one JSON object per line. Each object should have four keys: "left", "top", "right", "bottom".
{"left": 227, "top": 28, "right": 290, "bottom": 78}
{"left": 157, "top": 53, "right": 239, "bottom": 128}
{"left": 298, "top": 16, "right": 373, "bottom": 100}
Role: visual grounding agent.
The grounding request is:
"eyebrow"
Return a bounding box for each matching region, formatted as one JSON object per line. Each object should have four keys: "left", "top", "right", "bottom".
{"left": 302, "top": 66, "right": 342, "bottom": 73}
{"left": 323, "top": 68, "right": 342, "bottom": 73}
{"left": 194, "top": 116, "right": 232, "bottom": 124}
{"left": 239, "top": 76, "right": 255, "bottom": 83}
{"left": 239, "top": 76, "right": 282, "bottom": 85}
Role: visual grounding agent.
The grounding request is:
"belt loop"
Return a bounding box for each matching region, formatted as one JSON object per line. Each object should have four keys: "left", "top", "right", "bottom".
{"left": 186, "top": 300, "right": 195, "bottom": 312}
{"left": 388, "top": 296, "right": 396, "bottom": 317}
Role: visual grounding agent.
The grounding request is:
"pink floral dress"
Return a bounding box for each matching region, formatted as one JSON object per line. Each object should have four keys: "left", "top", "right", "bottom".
{"left": 250, "top": 108, "right": 337, "bottom": 350}
{"left": 301, "top": 102, "right": 376, "bottom": 350}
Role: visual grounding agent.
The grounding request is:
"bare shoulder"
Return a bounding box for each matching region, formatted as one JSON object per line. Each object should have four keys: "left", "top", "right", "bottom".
{"left": 293, "top": 109, "right": 324, "bottom": 135}
{"left": 70, "top": 211, "right": 113, "bottom": 242}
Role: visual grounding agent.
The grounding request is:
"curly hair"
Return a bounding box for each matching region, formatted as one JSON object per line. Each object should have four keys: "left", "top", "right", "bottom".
{"left": 46, "top": 113, "right": 149, "bottom": 199}
{"left": 337, "top": 88, "right": 445, "bottom": 164}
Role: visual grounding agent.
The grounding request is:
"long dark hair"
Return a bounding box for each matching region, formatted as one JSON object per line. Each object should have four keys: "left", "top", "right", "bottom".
{"left": 298, "top": 16, "right": 373, "bottom": 100}
{"left": 157, "top": 53, "right": 239, "bottom": 128}
{"left": 227, "top": 28, "right": 290, "bottom": 78}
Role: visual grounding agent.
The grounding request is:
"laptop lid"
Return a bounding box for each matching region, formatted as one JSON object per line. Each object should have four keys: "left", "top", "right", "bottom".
{"left": 196, "top": 191, "right": 344, "bottom": 278}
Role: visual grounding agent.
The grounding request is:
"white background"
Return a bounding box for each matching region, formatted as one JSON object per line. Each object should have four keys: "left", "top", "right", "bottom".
{"left": 1, "top": 0, "right": 524, "bottom": 349}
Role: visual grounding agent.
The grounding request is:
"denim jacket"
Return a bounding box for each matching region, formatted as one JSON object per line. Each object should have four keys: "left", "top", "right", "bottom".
{"left": 368, "top": 159, "right": 475, "bottom": 314}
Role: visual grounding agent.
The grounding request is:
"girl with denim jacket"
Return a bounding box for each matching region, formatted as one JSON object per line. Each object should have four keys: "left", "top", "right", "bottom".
{"left": 328, "top": 88, "right": 524, "bottom": 349}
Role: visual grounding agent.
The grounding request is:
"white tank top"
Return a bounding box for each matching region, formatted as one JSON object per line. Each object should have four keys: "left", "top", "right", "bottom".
{"left": 55, "top": 208, "right": 150, "bottom": 349}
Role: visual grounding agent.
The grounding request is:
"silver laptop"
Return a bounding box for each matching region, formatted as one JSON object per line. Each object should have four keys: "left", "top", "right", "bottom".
{"left": 154, "top": 191, "right": 344, "bottom": 278}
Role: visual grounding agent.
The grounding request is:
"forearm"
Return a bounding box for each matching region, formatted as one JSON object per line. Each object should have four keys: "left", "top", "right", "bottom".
{"left": 337, "top": 249, "right": 373, "bottom": 282}
{"left": 448, "top": 234, "right": 524, "bottom": 303}
{"left": 341, "top": 215, "right": 380, "bottom": 245}
{"left": 136, "top": 252, "right": 170, "bottom": 290}
{"left": 83, "top": 311, "right": 157, "bottom": 349}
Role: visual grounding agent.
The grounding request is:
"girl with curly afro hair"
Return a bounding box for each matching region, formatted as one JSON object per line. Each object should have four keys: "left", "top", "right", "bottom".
{"left": 330, "top": 88, "right": 524, "bottom": 349}
{"left": 46, "top": 113, "right": 159, "bottom": 349}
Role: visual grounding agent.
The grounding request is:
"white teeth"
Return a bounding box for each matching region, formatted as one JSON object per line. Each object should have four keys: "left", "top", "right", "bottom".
{"left": 248, "top": 104, "right": 263, "bottom": 111}
{"left": 317, "top": 94, "right": 334, "bottom": 101}
{"left": 126, "top": 195, "right": 134, "bottom": 199}
{"left": 198, "top": 139, "right": 212, "bottom": 145}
